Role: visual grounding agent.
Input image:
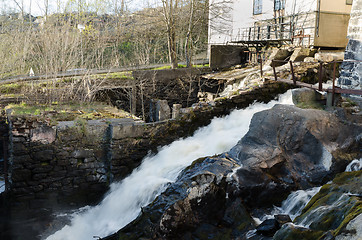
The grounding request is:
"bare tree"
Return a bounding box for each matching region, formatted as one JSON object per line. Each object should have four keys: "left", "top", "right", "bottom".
{"left": 161, "top": 0, "right": 178, "bottom": 69}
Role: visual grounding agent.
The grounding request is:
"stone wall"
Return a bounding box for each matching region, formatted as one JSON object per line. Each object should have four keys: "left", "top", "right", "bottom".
{"left": 7, "top": 118, "right": 171, "bottom": 203}
{"left": 5, "top": 80, "right": 291, "bottom": 203}
{"left": 338, "top": 0, "right": 362, "bottom": 90}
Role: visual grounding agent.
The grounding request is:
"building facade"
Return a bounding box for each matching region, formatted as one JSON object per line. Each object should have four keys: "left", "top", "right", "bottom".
{"left": 208, "top": 0, "right": 353, "bottom": 49}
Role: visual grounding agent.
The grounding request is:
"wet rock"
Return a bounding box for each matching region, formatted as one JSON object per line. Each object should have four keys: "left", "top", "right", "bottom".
{"left": 229, "top": 104, "right": 360, "bottom": 193}
{"left": 293, "top": 171, "right": 362, "bottom": 235}
{"left": 335, "top": 213, "right": 362, "bottom": 240}
{"left": 274, "top": 214, "right": 292, "bottom": 225}
{"left": 274, "top": 223, "right": 324, "bottom": 240}
{"left": 256, "top": 219, "right": 280, "bottom": 236}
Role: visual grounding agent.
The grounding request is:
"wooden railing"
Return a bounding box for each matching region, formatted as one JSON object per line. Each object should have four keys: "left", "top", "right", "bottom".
{"left": 270, "top": 60, "right": 362, "bottom": 106}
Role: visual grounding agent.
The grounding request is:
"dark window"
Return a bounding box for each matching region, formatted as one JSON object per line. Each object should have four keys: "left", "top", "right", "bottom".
{"left": 253, "top": 0, "right": 262, "bottom": 15}
{"left": 274, "top": 0, "right": 285, "bottom": 11}
{"left": 346, "top": 0, "right": 353, "bottom": 5}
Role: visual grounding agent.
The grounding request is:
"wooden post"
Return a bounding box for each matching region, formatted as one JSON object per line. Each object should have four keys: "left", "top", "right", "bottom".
{"left": 272, "top": 60, "right": 278, "bottom": 81}
{"left": 289, "top": 61, "right": 296, "bottom": 85}
{"left": 260, "top": 58, "right": 263, "bottom": 77}
{"left": 318, "top": 62, "right": 323, "bottom": 91}
{"left": 332, "top": 61, "right": 336, "bottom": 106}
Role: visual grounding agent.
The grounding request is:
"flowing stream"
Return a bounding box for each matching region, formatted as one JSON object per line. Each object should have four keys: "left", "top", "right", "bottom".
{"left": 46, "top": 91, "right": 293, "bottom": 240}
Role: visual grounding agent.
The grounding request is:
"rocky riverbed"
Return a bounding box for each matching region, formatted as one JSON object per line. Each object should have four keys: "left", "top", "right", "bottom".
{"left": 104, "top": 102, "right": 361, "bottom": 240}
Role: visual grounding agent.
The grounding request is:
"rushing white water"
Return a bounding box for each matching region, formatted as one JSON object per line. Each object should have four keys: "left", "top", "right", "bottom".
{"left": 252, "top": 187, "right": 321, "bottom": 225}
{"left": 345, "top": 158, "right": 362, "bottom": 172}
{"left": 321, "top": 147, "right": 333, "bottom": 171}
{"left": 278, "top": 187, "right": 321, "bottom": 221}
{"left": 46, "top": 91, "right": 293, "bottom": 240}
{"left": 0, "top": 179, "right": 4, "bottom": 193}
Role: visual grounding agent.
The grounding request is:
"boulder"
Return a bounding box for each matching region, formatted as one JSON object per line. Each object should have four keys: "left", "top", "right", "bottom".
{"left": 256, "top": 219, "right": 280, "bottom": 236}
{"left": 274, "top": 223, "right": 324, "bottom": 240}
{"left": 335, "top": 214, "right": 362, "bottom": 240}
{"left": 274, "top": 214, "right": 292, "bottom": 225}
{"left": 229, "top": 104, "right": 360, "bottom": 194}
{"left": 291, "top": 88, "right": 322, "bottom": 106}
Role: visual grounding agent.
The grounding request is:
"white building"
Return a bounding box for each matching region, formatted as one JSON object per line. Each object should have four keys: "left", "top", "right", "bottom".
{"left": 209, "top": 0, "right": 353, "bottom": 49}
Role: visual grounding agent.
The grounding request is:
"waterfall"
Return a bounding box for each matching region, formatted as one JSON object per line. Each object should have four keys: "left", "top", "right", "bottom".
{"left": 45, "top": 91, "right": 293, "bottom": 240}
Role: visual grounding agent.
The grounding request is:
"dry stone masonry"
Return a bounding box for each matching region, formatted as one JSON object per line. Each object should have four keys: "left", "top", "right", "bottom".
{"left": 339, "top": 0, "right": 362, "bottom": 90}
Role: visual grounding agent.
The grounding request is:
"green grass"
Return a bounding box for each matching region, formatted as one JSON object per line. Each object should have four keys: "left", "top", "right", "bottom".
{"left": 0, "top": 83, "right": 23, "bottom": 94}
{"left": 151, "top": 63, "right": 209, "bottom": 70}
{"left": 5, "top": 102, "right": 135, "bottom": 122}
{"left": 95, "top": 71, "right": 133, "bottom": 80}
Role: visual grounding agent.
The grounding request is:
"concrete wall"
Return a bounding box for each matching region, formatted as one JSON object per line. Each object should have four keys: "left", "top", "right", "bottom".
{"left": 314, "top": 12, "right": 350, "bottom": 48}
{"left": 209, "top": 45, "right": 247, "bottom": 69}
{"left": 320, "top": 0, "right": 352, "bottom": 13}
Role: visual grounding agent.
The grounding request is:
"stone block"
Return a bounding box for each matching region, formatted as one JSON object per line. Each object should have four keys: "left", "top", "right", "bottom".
{"left": 265, "top": 48, "right": 291, "bottom": 66}
{"left": 112, "top": 123, "right": 145, "bottom": 140}
{"left": 12, "top": 169, "right": 32, "bottom": 182}
{"left": 156, "top": 100, "right": 171, "bottom": 121}
{"left": 32, "top": 149, "right": 54, "bottom": 161}
{"left": 71, "top": 149, "right": 93, "bottom": 159}
{"left": 314, "top": 51, "right": 344, "bottom": 62}
{"left": 85, "top": 120, "right": 109, "bottom": 138}
{"left": 292, "top": 88, "right": 321, "bottom": 105}
{"left": 172, "top": 104, "right": 182, "bottom": 119}
{"left": 30, "top": 125, "right": 56, "bottom": 144}
{"left": 290, "top": 48, "right": 315, "bottom": 62}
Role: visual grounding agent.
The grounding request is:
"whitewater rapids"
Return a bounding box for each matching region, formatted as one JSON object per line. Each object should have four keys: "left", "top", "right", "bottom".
{"left": 46, "top": 91, "right": 293, "bottom": 240}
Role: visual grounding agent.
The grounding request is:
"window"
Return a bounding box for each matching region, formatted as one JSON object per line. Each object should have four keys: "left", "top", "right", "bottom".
{"left": 346, "top": 0, "right": 353, "bottom": 5}
{"left": 253, "top": 0, "right": 262, "bottom": 15}
{"left": 274, "top": 0, "right": 285, "bottom": 11}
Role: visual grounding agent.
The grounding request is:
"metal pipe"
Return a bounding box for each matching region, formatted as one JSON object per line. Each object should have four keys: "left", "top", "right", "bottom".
{"left": 290, "top": 61, "right": 296, "bottom": 85}
{"left": 316, "top": 0, "right": 321, "bottom": 37}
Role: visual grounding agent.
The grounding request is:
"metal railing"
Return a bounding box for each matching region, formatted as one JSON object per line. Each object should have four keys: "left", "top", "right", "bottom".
{"left": 232, "top": 20, "right": 315, "bottom": 47}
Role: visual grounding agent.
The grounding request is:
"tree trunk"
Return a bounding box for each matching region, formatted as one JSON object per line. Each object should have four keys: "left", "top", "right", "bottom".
{"left": 163, "top": 0, "right": 178, "bottom": 69}
{"left": 185, "top": 0, "right": 194, "bottom": 68}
